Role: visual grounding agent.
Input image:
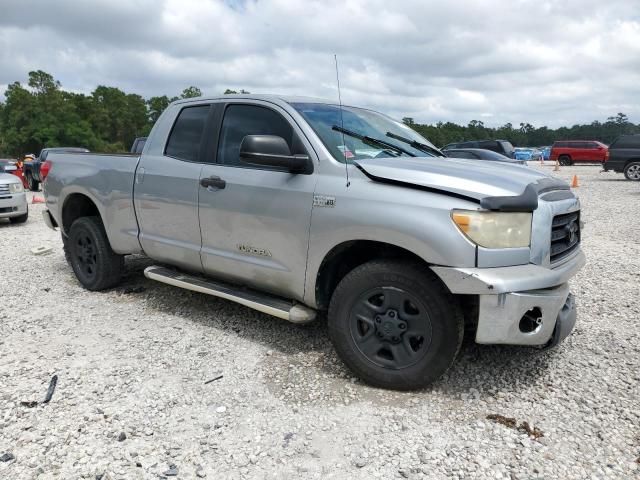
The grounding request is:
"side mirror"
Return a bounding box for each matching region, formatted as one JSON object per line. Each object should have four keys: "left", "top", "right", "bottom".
{"left": 240, "top": 135, "right": 312, "bottom": 174}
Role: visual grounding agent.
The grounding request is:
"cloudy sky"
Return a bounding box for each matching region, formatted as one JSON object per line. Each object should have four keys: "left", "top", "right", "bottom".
{"left": 0, "top": 0, "right": 638, "bottom": 127}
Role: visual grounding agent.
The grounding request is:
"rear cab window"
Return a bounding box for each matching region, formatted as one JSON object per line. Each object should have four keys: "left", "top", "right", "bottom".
{"left": 165, "top": 105, "right": 211, "bottom": 162}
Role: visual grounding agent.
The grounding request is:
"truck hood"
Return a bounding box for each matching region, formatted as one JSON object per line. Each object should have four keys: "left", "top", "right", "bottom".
{"left": 354, "top": 156, "right": 570, "bottom": 211}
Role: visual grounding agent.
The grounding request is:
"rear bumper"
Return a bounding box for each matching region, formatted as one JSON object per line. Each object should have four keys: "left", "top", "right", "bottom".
{"left": 431, "top": 250, "right": 585, "bottom": 346}
{"left": 602, "top": 161, "right": 625, "bottom": 173}
{"left": 0, "top": 192, "right": 28, "bottom": 218}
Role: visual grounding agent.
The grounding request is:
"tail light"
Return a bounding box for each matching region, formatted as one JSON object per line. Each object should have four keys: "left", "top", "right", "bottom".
{"left": 604, "top": 150, "right": 610, "bottom": 161}
{"left": 40, "top": 160, "right": 52, "bottom": 180}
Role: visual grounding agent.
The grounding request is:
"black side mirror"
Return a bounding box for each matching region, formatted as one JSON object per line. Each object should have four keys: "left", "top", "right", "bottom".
{"left": 239, "top": 135, "right": 312, "bottom": 174}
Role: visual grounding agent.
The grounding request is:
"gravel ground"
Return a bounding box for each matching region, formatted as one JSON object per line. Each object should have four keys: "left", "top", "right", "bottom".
{"left": 1, "top": 165, "right": 638, "bottom": 479}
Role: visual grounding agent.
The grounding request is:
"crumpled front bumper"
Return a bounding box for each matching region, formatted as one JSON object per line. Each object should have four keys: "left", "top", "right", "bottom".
{"left": 431, "top": 250, "right": 585, "bottom": 346}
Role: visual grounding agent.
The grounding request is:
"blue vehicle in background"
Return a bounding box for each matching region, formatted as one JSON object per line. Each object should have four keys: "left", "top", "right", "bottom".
{"left": 514, "top": 148, "right": 543, "bottom": 162}
{"left": 539, "top": 146, "right": 551, "bottom": 160}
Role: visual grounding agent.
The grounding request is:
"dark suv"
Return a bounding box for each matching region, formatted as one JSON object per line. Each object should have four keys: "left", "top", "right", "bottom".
{"left": 442, "top": 139, "right": 515, "bottom": 158}
{"left": 602, "top": 135, "right": 640, "bottom": 180}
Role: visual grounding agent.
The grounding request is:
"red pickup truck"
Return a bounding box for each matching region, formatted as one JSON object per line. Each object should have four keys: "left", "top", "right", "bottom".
{"left": 550, "top": 140, "right": 608, "bottom": 165}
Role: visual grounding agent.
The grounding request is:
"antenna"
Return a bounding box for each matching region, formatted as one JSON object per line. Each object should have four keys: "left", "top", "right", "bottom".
{"left": 334, "top": 54, "right": 350, "bottom": 187}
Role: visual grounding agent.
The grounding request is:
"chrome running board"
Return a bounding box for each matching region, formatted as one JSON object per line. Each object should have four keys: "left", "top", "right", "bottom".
{"left": 144, "top": 266, "right": 316, "bottom": 324}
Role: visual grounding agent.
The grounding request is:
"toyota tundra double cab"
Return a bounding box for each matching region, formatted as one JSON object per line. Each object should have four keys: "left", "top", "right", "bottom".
{"left": 41, "top": 95, "right": 585, "bottom": 390}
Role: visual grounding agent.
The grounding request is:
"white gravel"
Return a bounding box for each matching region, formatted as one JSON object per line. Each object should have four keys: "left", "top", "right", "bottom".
{"left": 1, "top": 165, "right": 639, "bottom": 479}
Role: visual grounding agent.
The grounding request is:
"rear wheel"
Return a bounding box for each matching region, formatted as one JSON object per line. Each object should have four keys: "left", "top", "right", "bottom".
{"left": 328, "top": 260, "right": 463, "bottom": 390}
{"left": 559, "top": 155, "right": 572, "bottom": 166}
{"left": 68, "top": 216, "right": 123, "bottom": 290}
{"left": 623, "top": 162, "right": 640, "bottom": 181}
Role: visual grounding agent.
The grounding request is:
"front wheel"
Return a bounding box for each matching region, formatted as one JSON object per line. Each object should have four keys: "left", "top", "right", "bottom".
{"left": 328, "top": 260, "right": 464, "bottom": 390}
{"left": 623, "top": 162, "right": 640, "bottom": 181}
{"left": 68, "top": 216, "right": 123, "bottom": 291}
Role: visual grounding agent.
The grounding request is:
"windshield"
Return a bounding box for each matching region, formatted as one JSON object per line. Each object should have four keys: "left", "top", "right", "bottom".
{"left": 292, "top": 102, "right": 439, "bottom": 163}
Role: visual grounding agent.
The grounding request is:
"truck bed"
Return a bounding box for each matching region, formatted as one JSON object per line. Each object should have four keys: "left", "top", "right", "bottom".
{"left": 45, "top": 152, "right": 143, "bottom": 255}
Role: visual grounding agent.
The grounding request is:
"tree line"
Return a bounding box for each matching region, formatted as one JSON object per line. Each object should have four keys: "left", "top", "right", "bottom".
{"left": 403, "top": 114, "right": 639, "bottom": 149}
{"left": 1, "top": 70, "right": 638, "bottom": 157}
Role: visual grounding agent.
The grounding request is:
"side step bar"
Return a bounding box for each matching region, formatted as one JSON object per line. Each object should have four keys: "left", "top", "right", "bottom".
{"left": 144, "top": 266, "right": 316, "bottom": 324}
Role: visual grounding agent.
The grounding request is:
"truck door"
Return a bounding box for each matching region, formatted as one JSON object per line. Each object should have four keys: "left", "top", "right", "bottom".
{"left": 134, "top": 104, "right": 211, "bottom": 272}
{"left": 198, "top": 101, "right": 316, "bottom": 301}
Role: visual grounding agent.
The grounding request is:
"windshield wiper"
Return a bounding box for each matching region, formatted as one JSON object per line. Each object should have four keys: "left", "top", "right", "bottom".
{"left": 332, "top": 125, "right": 415, "bottom": 157}
{"left": 385, "top": 132, "right": 444, "bottom": 157}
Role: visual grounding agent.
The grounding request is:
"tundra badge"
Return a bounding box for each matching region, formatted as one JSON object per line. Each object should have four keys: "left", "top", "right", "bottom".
{"left": 313, "top": 195, "right": 336, "bottom": 207}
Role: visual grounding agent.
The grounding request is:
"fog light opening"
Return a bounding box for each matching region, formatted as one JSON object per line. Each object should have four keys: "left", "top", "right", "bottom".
{"left": 519, "top": 307, "right": 542, "bottom": 334}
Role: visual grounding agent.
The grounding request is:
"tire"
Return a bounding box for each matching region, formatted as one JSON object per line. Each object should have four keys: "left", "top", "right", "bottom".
{"left": 67, "top": 216, "right": 123, "bottom": 291}
{"left": 9, "top": 210, "right": 28, "bottom": 224}
{"left": 623, "top": 162, "right": 640, "bottom": 181}
{"left": 328, "top": 259, "right": 464, "bottom": 390}
{"left": 559, "top": 155, "right": 572, "bottom": 166}
{"left": 62, "top": 233, "right": 72, "bottom": 264}
{"left": 26, "top": 172, "right": 40, "bottom": 191}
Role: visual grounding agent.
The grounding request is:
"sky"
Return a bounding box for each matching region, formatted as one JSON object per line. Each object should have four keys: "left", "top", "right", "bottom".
{"left": 0, "top": 0, "right": 638, "bottom": 128}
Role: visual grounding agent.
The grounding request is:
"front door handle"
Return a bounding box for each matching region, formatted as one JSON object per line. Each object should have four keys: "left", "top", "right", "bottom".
{"left": 200, "top": 176, "right": 226, "bottom": 190}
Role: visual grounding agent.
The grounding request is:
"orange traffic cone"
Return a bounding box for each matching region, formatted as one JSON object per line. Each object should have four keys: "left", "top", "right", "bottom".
{"left": 571, "top": 175, "right": 579, "bottom": 188}
{"left": 32, "top": 195, "right": 45, "bottom": 204}
{"left": 553, "top": 160, "right": 560, "bottom": 171}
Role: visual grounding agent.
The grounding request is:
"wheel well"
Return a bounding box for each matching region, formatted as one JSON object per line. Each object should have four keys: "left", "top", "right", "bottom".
{"left": 625, "top": 158, "right": 640, "bottom": 166}
{"left": 315, "top": 240, "right": 429, "bottom": 310}
{"left": 62, "top": 193, "right": 100, "bottom": 234}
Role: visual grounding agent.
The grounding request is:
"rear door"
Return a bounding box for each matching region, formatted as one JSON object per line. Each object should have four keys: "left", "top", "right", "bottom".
{"left": 134, "top": 104, "right": 211, "bottom": 272}
{"left": 197, "top": 101, "right": 316, "bottom": 301}
{"left": 573, "top": 142, "right": 587, "bottom": 162}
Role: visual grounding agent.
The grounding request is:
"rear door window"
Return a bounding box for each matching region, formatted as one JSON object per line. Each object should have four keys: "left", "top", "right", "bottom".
{"left": 165, "top": 105, "right": 211, "bottom": 162}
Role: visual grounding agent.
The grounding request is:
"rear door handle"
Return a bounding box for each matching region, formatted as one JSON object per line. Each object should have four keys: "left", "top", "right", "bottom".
{"left": 200, "top": 176, "right": 226, "bottom": 190}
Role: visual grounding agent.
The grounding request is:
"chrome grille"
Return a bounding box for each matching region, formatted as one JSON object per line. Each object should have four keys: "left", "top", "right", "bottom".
{"left": 550, "top": 211, "right": 580, "bottom": 263}
{"left": 0, "top": 184, "right": 10, "bottom": 194}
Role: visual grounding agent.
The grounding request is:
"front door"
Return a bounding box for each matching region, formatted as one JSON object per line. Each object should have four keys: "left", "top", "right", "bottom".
{"left": 134, "top": 104, "right": 211, "bottom": 272}
{"left": 198, "top": 102, "right": 316, "bottom": 301}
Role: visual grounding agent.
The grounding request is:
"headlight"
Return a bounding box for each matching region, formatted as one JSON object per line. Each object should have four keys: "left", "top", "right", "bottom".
{"left": 9, "top": 183, "right": 23, "bottom": 194}
{"left": 452, "top": 210, "right": 532, "bottom": 248}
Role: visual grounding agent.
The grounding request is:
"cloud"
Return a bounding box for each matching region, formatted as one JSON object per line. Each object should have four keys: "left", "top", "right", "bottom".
{"left": 0, "top": 0, "right": 638, "bottom": 128}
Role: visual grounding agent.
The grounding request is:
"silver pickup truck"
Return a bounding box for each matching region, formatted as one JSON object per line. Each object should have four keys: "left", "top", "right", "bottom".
{"left": 42, "top": 95, "right": 585, "bottom": 389}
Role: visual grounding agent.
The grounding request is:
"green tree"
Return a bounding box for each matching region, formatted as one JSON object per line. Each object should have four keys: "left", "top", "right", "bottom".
{"left": 181, "top": 86, "right": 202, "bottom": 98}
{"left": 147, "top": 95, "right": 175, "bottom": 124}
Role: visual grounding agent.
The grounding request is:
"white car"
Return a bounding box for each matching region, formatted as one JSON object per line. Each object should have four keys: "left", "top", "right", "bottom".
{"left": 0, "top": 168, "right": 28, "bottom": 224}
